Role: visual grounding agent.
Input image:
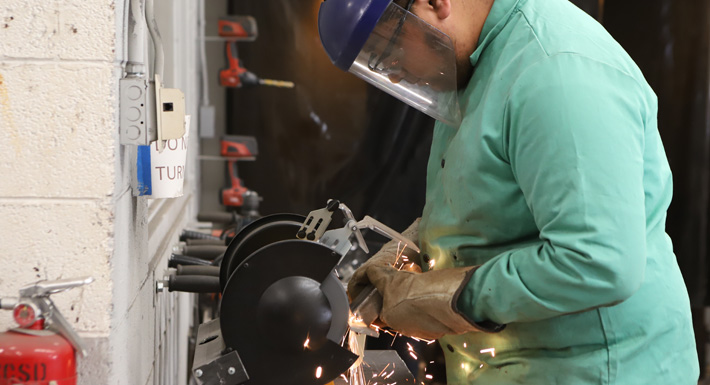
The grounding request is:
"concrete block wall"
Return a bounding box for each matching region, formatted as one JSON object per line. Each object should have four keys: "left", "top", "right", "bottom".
{"left": 0, "top": 0, "right": 119, "bottom": 382}
{"left": 0, "top": 0, "right": 199, "bottom": 383}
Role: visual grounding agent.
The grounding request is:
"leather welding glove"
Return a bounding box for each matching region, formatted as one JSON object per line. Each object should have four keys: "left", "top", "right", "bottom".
{"left": 347, "top": 218, "right": 421, "bottom": 301}
{"left": 365, "top": 265, "right": 482, "bottom": 340}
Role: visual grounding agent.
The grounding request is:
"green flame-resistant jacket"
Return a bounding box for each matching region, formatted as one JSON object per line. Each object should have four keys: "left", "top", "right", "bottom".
{"left": 419, "top": 0, "right": 699, "bottom": 383}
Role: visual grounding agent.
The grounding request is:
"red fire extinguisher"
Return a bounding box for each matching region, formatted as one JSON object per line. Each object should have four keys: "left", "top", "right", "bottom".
{"left": 0, "top": 276, "right": 94, "bottom": 385}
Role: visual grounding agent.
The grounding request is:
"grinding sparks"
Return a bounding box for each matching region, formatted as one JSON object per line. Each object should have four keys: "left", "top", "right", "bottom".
{"left": 347, "top": 331, "right": 366, "bottom": 385}
{"left": 410, "top": 336, "right": 436, "bottom": 345}
{"left": 393, "top": 242, "right": 408, "bottom": 269}
{"left": 316, "top": 366, "right": 323, "bottom": 379}
{"left": 428, "top": 258, "right": 436, "bottom": 269}
{"left": 349, "top": 314, "right": 364, "bottom": 324}
{"left": 367, "top": 362, "right": 399, "bottom": 384}
{"left": 407, "top": 342, "right": 418, "bottom": 360}
{"left": 480, "top": 347, "right": 496, "bottom": 357}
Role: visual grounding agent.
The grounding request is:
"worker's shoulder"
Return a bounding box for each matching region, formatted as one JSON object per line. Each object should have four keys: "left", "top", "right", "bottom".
{"left": 509, "top": 0, "right": 644, "bottom": 83}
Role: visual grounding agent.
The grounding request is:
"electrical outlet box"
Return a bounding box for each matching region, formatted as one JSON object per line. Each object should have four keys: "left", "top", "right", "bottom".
{"left": 120, "top": 78, "right": 156, "bottom": 145}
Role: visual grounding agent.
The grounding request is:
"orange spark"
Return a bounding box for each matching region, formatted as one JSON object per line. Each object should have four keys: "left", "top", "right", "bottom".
{"left": 480, "top": 347, "right": 495, "bottom": 357}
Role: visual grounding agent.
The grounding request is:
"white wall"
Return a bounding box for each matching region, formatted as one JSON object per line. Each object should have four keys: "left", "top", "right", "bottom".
{"left": 0, "top": 0, "right": 200, "bottom": 383}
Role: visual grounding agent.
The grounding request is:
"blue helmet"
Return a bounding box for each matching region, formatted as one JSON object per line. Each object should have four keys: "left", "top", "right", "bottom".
{"left": 317, "top": 0, "right": 462, "bottom": 125}
{"left": 318, "top": 0, "right": 391, "bottom": 70}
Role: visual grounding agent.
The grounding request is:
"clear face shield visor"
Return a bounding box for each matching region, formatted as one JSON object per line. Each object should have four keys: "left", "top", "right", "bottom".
{"left": 348, "top": 1, "right": 462, "bottom": 126}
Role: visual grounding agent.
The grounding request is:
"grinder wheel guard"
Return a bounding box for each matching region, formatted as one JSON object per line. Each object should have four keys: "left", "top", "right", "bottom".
{"left": 219, "top": 218, "right": 356, "bottom": 384}
{"left": 219, "top": 213, "right": 307, "bottom": 291}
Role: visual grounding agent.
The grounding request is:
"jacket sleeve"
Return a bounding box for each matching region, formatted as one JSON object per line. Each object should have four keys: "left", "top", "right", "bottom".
{"left": 457, "top": 54, "right": 654, "bottom": 325}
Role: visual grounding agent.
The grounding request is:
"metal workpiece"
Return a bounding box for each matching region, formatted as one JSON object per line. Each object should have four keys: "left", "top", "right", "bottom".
{"left": 348, "top": 285, "right": 383, "bottom": 338}
{"left": 356, "top": 215, "right": 420, "bottom": 254}
{"left": 333, "top": 350, "right": 415, "bottom": 384}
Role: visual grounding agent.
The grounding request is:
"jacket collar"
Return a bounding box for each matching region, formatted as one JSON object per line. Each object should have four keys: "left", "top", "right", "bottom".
{"left": 469, "top": 0, "right": 525, "bottom": 66}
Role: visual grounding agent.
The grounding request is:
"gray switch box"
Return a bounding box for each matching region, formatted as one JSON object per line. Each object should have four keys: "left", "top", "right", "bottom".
{"left": 120, "top": 78, "right": 156, "bottom": 145}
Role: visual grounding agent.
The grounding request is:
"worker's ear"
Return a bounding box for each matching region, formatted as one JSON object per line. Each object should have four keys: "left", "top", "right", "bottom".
{"left": 428, "top": 0, "right": 452, "bottom": 20}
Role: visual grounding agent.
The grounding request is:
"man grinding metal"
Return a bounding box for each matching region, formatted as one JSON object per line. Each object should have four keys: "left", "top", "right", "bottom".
{"left": 318, "top": 0, "right": 699, "bottom": 383}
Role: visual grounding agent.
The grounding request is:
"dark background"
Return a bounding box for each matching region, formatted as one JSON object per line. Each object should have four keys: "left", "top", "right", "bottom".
{"left": 208, "top": 0, "right": 709, "bottom": 380}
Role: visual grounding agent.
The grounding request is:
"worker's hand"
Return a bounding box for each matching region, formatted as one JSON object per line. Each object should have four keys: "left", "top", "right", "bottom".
{"left": 365, "top": 265, "right": 481, "bottom": 340}
{"left": 347, "top": 218, "right": 421, "bottom": 301}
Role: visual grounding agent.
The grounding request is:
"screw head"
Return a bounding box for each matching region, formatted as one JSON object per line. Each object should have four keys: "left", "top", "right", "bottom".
{"left": 228, "top": 367, "right": 236, "bottom": 375}
{"left": 195, "top": 369, "right": 203, "bottom": 378}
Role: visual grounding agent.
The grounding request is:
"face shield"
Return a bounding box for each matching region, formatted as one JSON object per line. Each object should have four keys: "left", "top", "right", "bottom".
{"left": 319, "top": 0, "right": 462, "bottom": 126}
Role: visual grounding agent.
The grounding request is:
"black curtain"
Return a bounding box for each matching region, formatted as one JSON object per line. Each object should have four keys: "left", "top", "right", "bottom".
{"left": 602, "top": 0, "right": 710, "bottom": 375}
{"left": 226, "top": 0, "right": 432, "bottom": 232}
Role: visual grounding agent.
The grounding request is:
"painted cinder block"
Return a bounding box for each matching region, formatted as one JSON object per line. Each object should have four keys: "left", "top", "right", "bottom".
{"left": 0, "top": 0, "right": 115, "bottom": 61}
{"left": 0, "top": 0, "right": 198, "bottom": 383}
{"left": 0, "top": 199, "right": 113, "bottom": 333}
{"left": 0, "top": 63, "right": 116, "bottom": 198}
